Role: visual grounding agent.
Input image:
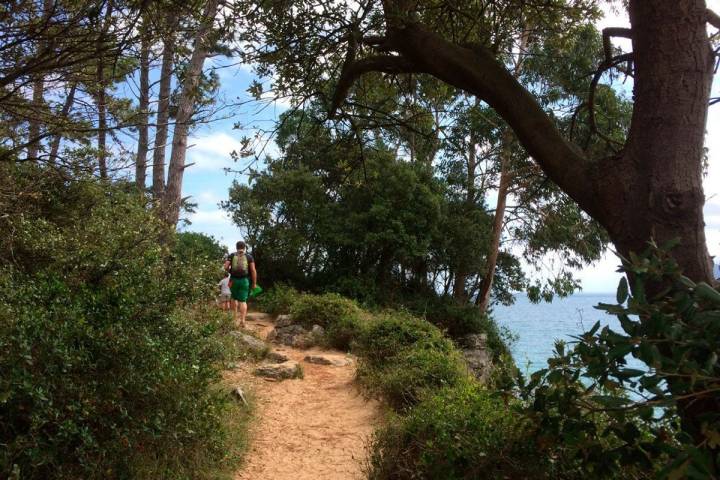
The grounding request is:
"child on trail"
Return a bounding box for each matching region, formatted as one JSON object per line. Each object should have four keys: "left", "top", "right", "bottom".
{"left": 217, "top": 272, "right": 231, "bottom": 311}
{"left": 223, "top": 240, "right": 257, "bottom": 328}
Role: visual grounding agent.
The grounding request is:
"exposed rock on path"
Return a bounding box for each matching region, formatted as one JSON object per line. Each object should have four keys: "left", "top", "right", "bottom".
{"left": 231, "top": 312, "right": 380, "bottom": 480}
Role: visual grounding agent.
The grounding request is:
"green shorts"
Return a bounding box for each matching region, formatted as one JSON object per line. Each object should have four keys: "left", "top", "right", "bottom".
{"left": 229, "top": 276, "right": 250, "bottom": 302}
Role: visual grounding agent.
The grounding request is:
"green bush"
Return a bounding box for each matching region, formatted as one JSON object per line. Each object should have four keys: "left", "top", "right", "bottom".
{"left": 254, "top": 283, "right": 300, "bottom": 315}
{"left": 289, "top": 292, "right": 361, "bottom": 329}
{"left": 355, "top": 310, "right": 453, "bottom": 369}
{"left": 368, "top": 383, "right": 544, "bottom": 480}
{"left": 355, "top": 311, "right": 468, "bottom": 411}
{"left": 520, "top": 243, "right": 719, "bottom": 478}
{"left": 0, "top": 172, "right": 243, "bottom": 479}
{"left": 362, "top": 346, "right": 469, "bottom": 412}
{"left": 325, "top": 313, "right": 365, "bottom": 351}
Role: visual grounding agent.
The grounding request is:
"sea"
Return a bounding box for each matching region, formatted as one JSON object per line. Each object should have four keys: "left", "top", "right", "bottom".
{"left": 493, "top": 293, "right": 621, "bottom": 375}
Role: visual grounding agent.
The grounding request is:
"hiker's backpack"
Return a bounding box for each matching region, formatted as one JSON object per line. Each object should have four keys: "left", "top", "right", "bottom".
{"left": 229, "top": 253, "right": 249, "bottom": 277}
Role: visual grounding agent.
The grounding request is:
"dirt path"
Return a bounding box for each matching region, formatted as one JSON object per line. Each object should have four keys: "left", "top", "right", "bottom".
{"left": 229, "top": 312, "right": 381, "bottom": 480}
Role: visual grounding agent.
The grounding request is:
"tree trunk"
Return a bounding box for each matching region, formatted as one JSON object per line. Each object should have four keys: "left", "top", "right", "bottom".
{"left": 26, "top": 0, "right": 54, "bottom": 162}
{"left": 48, "top": 82, "right": 77, "bottom": 162}
{"left": 135, "top": 26, "right": 150, "bottom": 189}
{"left": 597, "top": 0, "right": 715, "bottom": 284}
{"left": 476, "top": 129, "right": 512, "bottom": 311}
{"left": 163, "top": 0, "right": 221, "bottom": 226}
{"left": 453, "top": 127, "right": 478, "bottom": 301}
{"left": 95, "top": 1, "right": 113, "bottom": 179}
{"left": 476, "top": 29, "right": 529, "bottom": 310}
{"left": 152, "top": 17, "right": 176, "bottom": 200}
{"left": 96, "top": 62, "right": 108, "bottom": 179}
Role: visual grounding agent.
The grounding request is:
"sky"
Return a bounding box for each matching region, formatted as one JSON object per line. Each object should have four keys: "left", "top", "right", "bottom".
{"left": 177, "top": 4, "right": 720, "bottom": 294}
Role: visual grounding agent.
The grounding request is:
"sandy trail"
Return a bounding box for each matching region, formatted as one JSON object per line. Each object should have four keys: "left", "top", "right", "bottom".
{"left": 230, "top": 312, "right": 381, "bottom": 480}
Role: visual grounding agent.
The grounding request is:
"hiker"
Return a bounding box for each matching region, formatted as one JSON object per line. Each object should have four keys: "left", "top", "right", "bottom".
{"left": 224, "top": 240, "right": 257, "bottom": 328}
{"left": 217, "top": 272, "right": 231, "bottom": 311}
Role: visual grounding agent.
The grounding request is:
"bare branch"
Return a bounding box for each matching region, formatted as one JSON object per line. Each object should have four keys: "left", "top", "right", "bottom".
{"left": 602, "top": 27, "right": 633, "bottom": 64}
{"left": 588, "top": 52, "right": 634, "bottom": 150}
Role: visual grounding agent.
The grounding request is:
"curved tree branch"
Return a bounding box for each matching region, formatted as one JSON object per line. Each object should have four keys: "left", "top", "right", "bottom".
{"left": 383, "top": 22, "right": 599, "bottom": 218}
{"left": 587, "top": 52, "right": 634, "bottom": 150}
{"left": 329, "top": 54, "right": 419, "bottom": 117}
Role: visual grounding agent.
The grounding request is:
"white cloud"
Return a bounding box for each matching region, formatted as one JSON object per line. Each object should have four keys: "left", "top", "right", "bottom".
{"left": 186, "top": 132, "right": 243, "bottom": 171}
{"left": 182, "top": 207, "right": 245, "bottom": 251}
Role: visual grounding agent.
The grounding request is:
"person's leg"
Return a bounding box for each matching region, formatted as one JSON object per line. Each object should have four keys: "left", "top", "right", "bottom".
{"left": 239, "top": 301, "right": 248, "bottom": 327}
{"left": 236, "top": 278, "right": 250, "bottom": 328}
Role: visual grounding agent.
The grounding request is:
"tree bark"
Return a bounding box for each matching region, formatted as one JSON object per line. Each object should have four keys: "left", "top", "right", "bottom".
{"left": 453, "top": 128, "right": 477, "bottom": 301}
{"left": 26, "top": 0, "right": 54, "bottom": 162}
{"left": 48, "top": 82, "right": 77, "bottom": 162}
{"left": 163, "top": 0, "right": 221, "bottom": 226}
{"left": 602, "top": 0, "right": 714, "bottom": 283}
{"left": 95, "top": 1, "right": 114, "bottom": 179}
{"left": 476, "top": 129, "right": 511, "bottom": 311}
{"left": 135, "top": 25, "right": 150, "bottom": 189}
{"left": 152, "top": 16, "right": 176, "bottom": 200}
{"left": 96, "top": 60, "right": 108, "bottom": 179}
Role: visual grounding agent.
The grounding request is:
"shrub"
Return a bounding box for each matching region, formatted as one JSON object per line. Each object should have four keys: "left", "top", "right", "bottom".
{"left": 355, "top": 311, "right": 468, "bottom": 411}
{"left": 0, "top": 173, "right": 243, "bottom": 479}
{"left": 325, "top": 313, "right": 365, "bottom": 351}
{"left": 254, "top": 283, "right": 300, "bottom": 316}
{"left": 520, "top": 243, "right": 719, "bottom": 478}
{"left": 368, "top": 383, "right": 544, "bottom": 480}
{"left": 289, "top": 292, "right": 361, "bottom": 329}
{"left": 354, "top": 310, "right": 453, "bottom": 369}
{"left": 361, "top": 346, "right": 469, "bottom": 412}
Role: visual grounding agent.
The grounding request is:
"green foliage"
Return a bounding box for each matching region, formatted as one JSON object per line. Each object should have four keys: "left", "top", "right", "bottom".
{"left": 254, "top": 283, "right": 300, "bottom": 316}
{"left": 289, "top": 292, "right": 364, "bottom": 351}
{"left": 355, "top": 311, "right": 468, "bottom": 411}
{"left": 174, "top": 231, "right": 227, "bottom": 263}
{"left": 520, "top": 243, "right": 720, "bottom": 478}
{"left": 368, "top": 383, "right": 545, "bottom": 480}
{"left": 289, "top": 292, "right": 361, "bottom": 330}
{"left": 0, "top": 168, "right": 243, "bottom": 479}
{"left": 325, "top": 313, "right": 365, "bottom": 351}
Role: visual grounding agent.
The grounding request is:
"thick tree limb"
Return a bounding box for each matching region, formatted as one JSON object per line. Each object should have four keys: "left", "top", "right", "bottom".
{"left": 329, "top": 54, "right": 419, "bottom": 117}
{"left": 384, "top": 23, "right": 598, "bottom": 218}
{"left": 708, "top": 8, "right": 720, "bottom": 29}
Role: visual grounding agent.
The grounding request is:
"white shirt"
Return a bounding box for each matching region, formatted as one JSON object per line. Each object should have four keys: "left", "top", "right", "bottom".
{"left": 218, "top": 277, "right": 231, "bottom": 295}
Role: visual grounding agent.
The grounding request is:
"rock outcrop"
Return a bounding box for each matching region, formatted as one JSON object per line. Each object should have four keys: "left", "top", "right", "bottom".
{"left": 253, "top": 360, "right": 303, "bottom": 380}
{"left": 231, "top": 331, "right": 270, "bottom": 357}
{"left": 458, "top": 333, "right": 493, "bottom": 383}
{"left": 267, "top": 324, "right": 314, "bottom": 348}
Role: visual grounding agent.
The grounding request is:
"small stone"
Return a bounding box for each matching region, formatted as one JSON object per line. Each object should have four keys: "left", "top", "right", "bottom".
{"left": 304, "top": 355, "right": 333, "bottom": 365}
{"left": 304, "top": 355, "right": 352, "bottom": 366}
{"left": 266, "top": 351, "right": 290, "bottom": 363}
{"left": 226, "top": 362, "right": 241, "bottom": 371}
{"left": 230, "top": 331, "right": 268, "bottom": 354}
{"left": 253, "top": 360, "right": 303, "bottom": 380}
{"left": 275, "top": 314, "right": 294, "bottom": 327}
{"left": 311, "top": 324, "right": 325, "bottom": 336}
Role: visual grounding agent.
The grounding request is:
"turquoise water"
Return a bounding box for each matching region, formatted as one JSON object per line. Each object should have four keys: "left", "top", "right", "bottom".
{"left": 493, "top": 293, "right": 619, "bottom": 374}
